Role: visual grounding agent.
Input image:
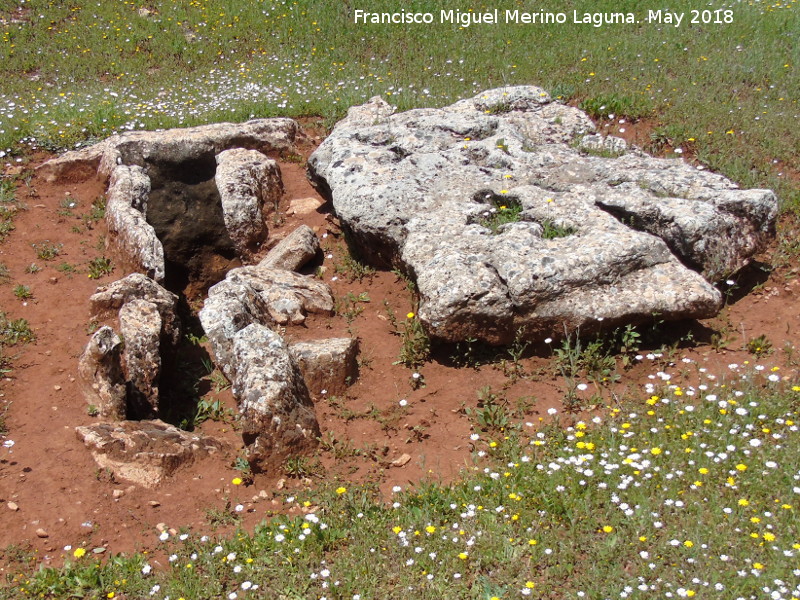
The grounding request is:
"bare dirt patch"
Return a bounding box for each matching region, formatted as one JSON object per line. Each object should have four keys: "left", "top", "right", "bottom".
{"left": 0, "top": 126, "right": 798, "bottom": 573}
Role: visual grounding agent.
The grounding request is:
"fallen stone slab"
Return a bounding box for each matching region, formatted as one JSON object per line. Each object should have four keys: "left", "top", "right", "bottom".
{"left": 289, "top": 338, "right": 359, "bottom": 397}
{"left": 258, "top": 224, "right": 320, "bottom": 272}
{"left": 308, "top": 86, "right": 778, "bottom": 344}
{"left": 75, "top": 420, "right": 224, "bottom": 488}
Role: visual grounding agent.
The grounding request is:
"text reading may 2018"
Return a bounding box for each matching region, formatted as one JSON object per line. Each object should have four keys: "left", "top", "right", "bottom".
{"left": 352, "top": 9, "right": 734, "bottom": 28}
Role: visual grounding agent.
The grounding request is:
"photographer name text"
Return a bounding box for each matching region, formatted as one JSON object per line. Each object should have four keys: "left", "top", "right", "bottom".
{"left": 353, "top": 9, "right": 734, "bottom": 28}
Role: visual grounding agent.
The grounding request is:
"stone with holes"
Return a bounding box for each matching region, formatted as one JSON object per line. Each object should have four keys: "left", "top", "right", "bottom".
{"left": 308, "top": 86, "right": 778, "bottom": 344}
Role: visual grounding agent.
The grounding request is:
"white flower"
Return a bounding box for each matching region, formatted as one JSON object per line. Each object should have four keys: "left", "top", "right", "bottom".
{"left": 241, "top": 581, "right": 252, "bottom": 590}
{"left": 158, "top": 531, "right": 169, "bottom": 541}
{"left": 398, "top": 399, "right": 408, "bottom": 407}
{"left": 547, "top": 408, "right": 558, "bottom": 415}
{"left": 142, "top": 563, "right": 152, "bottom": 575}
{"left": 544, "top": 337, "right": 552, "bottom": 344}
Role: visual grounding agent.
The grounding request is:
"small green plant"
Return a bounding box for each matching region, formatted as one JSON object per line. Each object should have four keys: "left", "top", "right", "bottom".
{"left": 465, "top": 386, "right": 511, "bottom": 432}
{"left": 12, "top": 284, "right": 33, "bottom": 301}
{"left": 540, "top": 219, "right": 576, "bottom": 239}
{"left": 205, "top": 500, "right": 241, "bottom": 527}
{"left": 86, "top": 404, "right": 99, "bottom": 417}
{"left": 336, "top": 291, "right": 370, "bottom": 323}
{"left": 33, "top": 241, "right": 62, "bottom": 261}
{"left": 56, "top": 261, "right": 79, "bottom": 276}
{"left": 58, "top": 197, "right": 78, "bottom": 216}
{"left": 87, "top": 256, "right": 113, "bottom": 279}
{"left": 24, "top": 262, "right": 41, "bottom": 274}
{"left": 395, "top": 312, "right": 430, "bottom": 368}
{"left": 334, "top": 252, "right": 375, "bottom": 283}
{"left": 746, "top": 334, "right": 773, "bottom": 358}
{"left": 0, "top": 315, "right": 35, "bottom": 344}
{"left": 84, "top": 195, "right": 106, "bottom": 225}
{"left": 476, "top": 191, "right": 523, "bottom": 234}
{"left": 484, "top": 102, "right": 513, "bottom": 115}
{"left": 579, "top": 93, "right": 650, "bottom": 121}
{"left": 283, "top": 455, "right": 320, "bottom": 479}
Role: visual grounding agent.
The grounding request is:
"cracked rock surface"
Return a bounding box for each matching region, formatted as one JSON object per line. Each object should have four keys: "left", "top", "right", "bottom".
{"left": 308, "top": 86, "right": 778, "bottom": 344}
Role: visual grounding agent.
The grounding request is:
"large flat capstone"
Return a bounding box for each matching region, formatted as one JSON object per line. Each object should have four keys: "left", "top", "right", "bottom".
{"left": 308, "top": 86, "right": 778, "bottom": 344}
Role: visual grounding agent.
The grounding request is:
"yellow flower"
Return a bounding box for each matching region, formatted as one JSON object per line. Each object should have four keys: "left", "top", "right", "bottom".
{"left": 406, "top": 312, "right": 415, "bottom": 319}
{"left": 602, "top": 525, "right": 614, "bottom": 533}
{"left": 650, "top": 447, "right": 662, "bottom": 455}
{"left": 684, "top": 540, "right": 693, "bottom": 547}
{"left": 425, "top": 525, "right": 436, "bottom": 534}
{"left": 458, "top": 552, "right": 468, "bottom": 560}
{"left": 525, "top": 581, "right": 535, "bottom": 589}
{"left": 763, "top": 532, "right": 776, "bottom": 541}
{"left": 232, "top": 477, "right": 243, "bottom": 486}
{"left": 336, "top": 486, "right": 347, "bottom": 495}
{"left": 73, "top": 548, "right": 86, "bottom": 559}
{"left": 686, "top": 591, "right": 695, "bottom": 598}
{"left": 107, "top": 593, "right": 115, "bottom": 599}
{"left": 736, "top": 464, "right": 747, "bottom": 472}
{"left": 392, "top": 526, "right": 402, "bottom": 534}
{"left": 738, "top": 498, "right": 750, "bottom": 507}
{"left": 754, "top": 562, "right": 764, "bottom": 570}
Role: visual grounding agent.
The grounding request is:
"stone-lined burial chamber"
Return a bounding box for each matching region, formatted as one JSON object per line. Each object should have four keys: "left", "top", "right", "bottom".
{"left": 44, "top": 119, "right": 356, "bottom": 477}
{"left": 41, "top": 86, "right": 779, "bottom": 479}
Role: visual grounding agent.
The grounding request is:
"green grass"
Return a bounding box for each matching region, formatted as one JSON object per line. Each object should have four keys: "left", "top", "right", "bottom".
{"left": 0, "top": 0, "right": 797, "bottom": 209}
{"left": 2, "top": 361, "right": 797, "bottom": 599}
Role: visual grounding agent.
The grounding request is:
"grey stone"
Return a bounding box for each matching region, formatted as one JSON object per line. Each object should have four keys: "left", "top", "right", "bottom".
{"left": 105, "top": 165, "right": 165, "bottom": 283}
{"left": 289, "top": 338, "right": 359, "bottom": 396}
{"left": 38, "top": 118, "right": 299, "bottom": 183}
{"left": 90, "top": 273, "right": 181, "bottom": 348}
{"left": 75, "top": 420, "right": 224, "bottom": 488}
{"left": 308, "top": 86, "right": 778, "bottom": 344}
{"left": 225, "top": 266, "right": 334, "bottom": 325}
{"left": 259, "top": 224, "right": 320, "bottom": 271}
{"left": 215, "top": 148, "right": 282, "bottom": 258}
{"left": 230, "top": 324, "right": 319, "bottom": 470}
{"left": 119, "top": 300, "right": 162, "bottom": 418}
{"left": 77, "top": 326, "right": 126, "bottom": 420}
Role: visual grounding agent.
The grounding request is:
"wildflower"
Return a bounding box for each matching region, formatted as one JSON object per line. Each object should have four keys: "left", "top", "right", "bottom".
{"left": 73, "top": 547, "right": 86, "bottom": 559}
{"left": 336, "top": 486, "right": 347, "bottom": 495}
{"left": 232, "top": 477, "right": 243, "bottom": 485}
{"left": 601, "top": 525, "right": 614, "bottom": 533}
{"left": 406, "top": 312, "right": 415, "bottom": 319}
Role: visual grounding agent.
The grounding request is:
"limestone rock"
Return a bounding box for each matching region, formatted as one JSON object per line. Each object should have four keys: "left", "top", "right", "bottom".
{"left": 224, "top": 266, "right": 334, "bottom": 326}
{"left": 105, "top": 165, "right": 165, "bottom": 283}
{"left": 119, "top": 300, "right": 162, "bottom": 418}
{"left": 215, "top": 148, "right": 282, "bottom": 257}
{"left": 230, "top": 324, "right": 319, "bottom": 470}
{"left": 198, "top": 280, "right": 269, "bottom": 381}
{"left": 289, "top": 338, "right": 359, "bottom": 396}
{"left": 78, "top": 326, "right": 126, "bottom": 420}
{"left": 38, "top": 118, "right": 300, "bottom": 183}
{"left": 308, "top": 86, "right": 778, "bottom": 344}
{"left": 75, "top": 420, "right": 224, "bottom": 488}
{"left": 90, "top": 273, "right": 181, "bottom": 347}
{"left": 259, "top": 224, "right": 320, "bottom": 272}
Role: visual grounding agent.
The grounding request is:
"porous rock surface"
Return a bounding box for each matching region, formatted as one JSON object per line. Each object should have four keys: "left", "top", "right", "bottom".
{"left": 308, "top": 86, "right": 778, "bottom": 344}
{"left": 83, "top": 274, "right": 181, "bottom": 419}
{"left": 37, "top": 118, "right": 298, "bottom": 183}
{"left": 258, "top": 224, "right": 320, "bottom": 271}
{"left": 230, "top": 324, "right": 319, "bottom": 469}
{"left": 289, "top": 338, "right": 359, "bottom": 397}
{"left": 39, "top": 119, "right": 300, "bottom": 286}
{"left": 75, "top": 420, "right": 224, "bottom": 488}
{"left": 78, "top": 326, "right": 126, "bottom": 420}
{"left": 215, "top": 148, "right": 282, "bottom": 258}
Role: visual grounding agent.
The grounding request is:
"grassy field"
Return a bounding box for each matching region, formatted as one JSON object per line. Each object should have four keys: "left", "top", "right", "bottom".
{"left": 3, "top": 360, "right": 799, "bottom": 599}
{"left": 1, "top": 0, "right": 799, "bottom": 598}
{"left": 0, "top": 0, "right": 798, "bottom": 205}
